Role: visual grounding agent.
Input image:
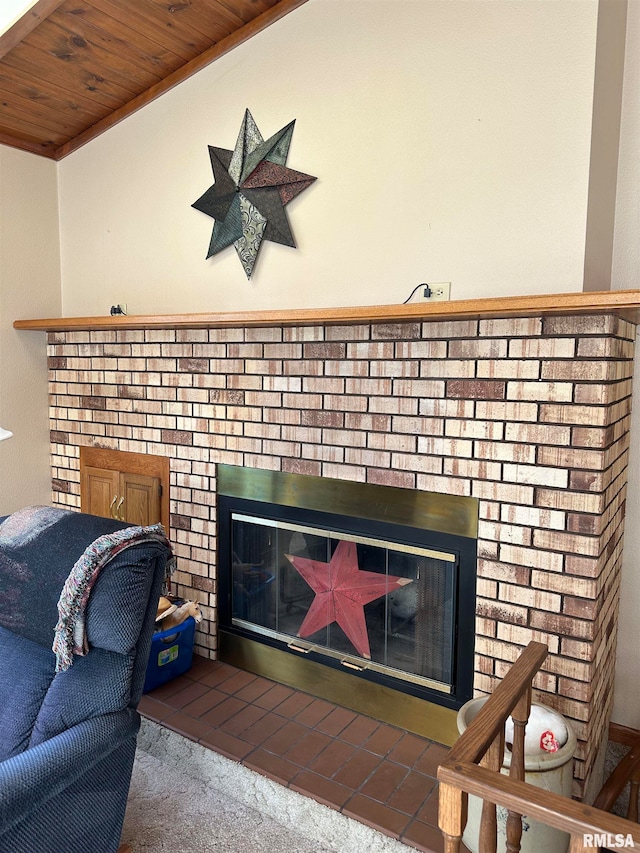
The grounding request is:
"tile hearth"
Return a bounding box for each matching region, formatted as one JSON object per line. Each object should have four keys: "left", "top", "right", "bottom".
{"left": 139, "top": 654, "right": 463, "bottom": 853}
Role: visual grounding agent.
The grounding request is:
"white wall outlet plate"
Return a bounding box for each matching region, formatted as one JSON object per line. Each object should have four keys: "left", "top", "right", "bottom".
{"left": 429, "top": 283, "right": 450, "bottom": 300}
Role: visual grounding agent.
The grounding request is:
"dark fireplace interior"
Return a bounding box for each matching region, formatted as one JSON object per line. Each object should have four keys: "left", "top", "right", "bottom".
{"left": 217, "top": 465, "right": 478, "bottom": 711}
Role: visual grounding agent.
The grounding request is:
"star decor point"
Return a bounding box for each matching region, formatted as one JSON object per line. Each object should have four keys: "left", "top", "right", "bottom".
{"left": 285, "top": 539, "right": 414, "bottom": 660}
{"left": 192, "top": 109, "right": 317, "bottom": 279}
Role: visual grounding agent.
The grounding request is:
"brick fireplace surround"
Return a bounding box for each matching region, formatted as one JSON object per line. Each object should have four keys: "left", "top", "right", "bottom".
{"left": 41, "top": 302, "right": 636, "bottom": 800}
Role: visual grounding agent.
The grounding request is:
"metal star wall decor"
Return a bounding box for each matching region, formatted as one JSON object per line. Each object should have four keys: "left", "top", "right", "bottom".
{"left": 285, "top": 540, "right": 413, "bottom": 660}
{"left": 192, "top": 109, "right": 317, "bottom": 279}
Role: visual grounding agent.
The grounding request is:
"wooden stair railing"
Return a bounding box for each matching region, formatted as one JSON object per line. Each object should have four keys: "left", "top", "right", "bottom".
{"left": 593, "top": 736, "right": 640, "bottom": 822}
{"left": 438, "top": 641, "right": 640, "bottom": 852}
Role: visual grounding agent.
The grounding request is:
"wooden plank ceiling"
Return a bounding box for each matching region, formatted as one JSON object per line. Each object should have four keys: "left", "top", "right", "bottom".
{"left": 0, "top": 0, "right": 308, "bottom": 160}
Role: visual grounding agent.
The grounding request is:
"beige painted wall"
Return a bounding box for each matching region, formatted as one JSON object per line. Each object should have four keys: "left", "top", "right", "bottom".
{"left": 0, "top": 146, "right": 61, "bottom": 515}
{"left": 58, "top": 0, "right": 598, "bottom": 316}
{"left": 583, "top": 0, "right": 628, "bottom": 290}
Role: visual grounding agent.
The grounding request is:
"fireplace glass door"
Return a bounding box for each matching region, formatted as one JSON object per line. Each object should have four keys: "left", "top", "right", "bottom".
{"left": 230, "top": 512, "right": 457, "bottom": 693}
{"left": 218, "top": 465, "right": 477, "bottom": 710}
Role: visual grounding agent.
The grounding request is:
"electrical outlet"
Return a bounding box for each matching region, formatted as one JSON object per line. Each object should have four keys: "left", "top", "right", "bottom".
{"left": 118, "top": 304, "right": 127, "bottom": 315}
{"left": 416, "top": 282, "right": 451, "bottom": 302}
{"left": 429, "top": 283, "right": 450, "bottom": 301}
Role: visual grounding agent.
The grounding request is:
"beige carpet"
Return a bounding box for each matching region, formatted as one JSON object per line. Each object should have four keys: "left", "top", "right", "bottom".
{"left": 123, "top": 719, "right": 410, "bottom": 852}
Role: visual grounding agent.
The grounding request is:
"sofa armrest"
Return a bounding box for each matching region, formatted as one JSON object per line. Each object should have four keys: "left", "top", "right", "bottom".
{"left": 0, "top": 708, "right": 140, "bottom": 835}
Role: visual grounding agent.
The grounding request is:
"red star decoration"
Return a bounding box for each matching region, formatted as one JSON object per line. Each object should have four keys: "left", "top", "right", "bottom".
{"left": 285, "top": 540, "right": 413, "bottom": 660}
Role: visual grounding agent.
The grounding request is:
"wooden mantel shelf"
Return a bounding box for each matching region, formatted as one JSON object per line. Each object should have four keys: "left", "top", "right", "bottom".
{"left": 13, "top": 290, "right": 640, "bottom": 332}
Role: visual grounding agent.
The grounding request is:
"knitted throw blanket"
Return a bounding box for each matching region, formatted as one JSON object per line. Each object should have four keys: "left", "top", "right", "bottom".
{"left": 52, "top": 523, "right": 172, "bottom": 672}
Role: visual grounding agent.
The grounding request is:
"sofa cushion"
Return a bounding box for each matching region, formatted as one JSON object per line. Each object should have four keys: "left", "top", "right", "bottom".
{"left": 29, "top": 648, "right": 133, "bottom": 747}
{"left": 85, "top": 547, "right": 163, "bottom": 655}
{"left": 0, "top": 507, "right": 128, "bottom": 648}
{"left": 0, "top": 626, "right": 56, "bottom": 760}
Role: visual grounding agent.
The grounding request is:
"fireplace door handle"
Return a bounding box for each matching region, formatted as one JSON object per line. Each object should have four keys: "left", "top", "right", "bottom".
{"left": 341, "top": 659, "right": 365, "bottom": 671}
{"left": 287, "top": 642, "right": 310, "bottom": 654}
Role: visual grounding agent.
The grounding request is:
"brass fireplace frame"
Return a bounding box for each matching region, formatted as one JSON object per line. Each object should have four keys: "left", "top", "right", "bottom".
{"left": 217, "top": 465, "right": 479, "bottom": 745}
{"left": 217, "top": 465, "right": 478, "bottom": 540}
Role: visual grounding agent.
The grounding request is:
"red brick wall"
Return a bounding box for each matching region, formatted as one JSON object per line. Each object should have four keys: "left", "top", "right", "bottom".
{"left": 47, "top": 312, "right": 636, "bottom": 796}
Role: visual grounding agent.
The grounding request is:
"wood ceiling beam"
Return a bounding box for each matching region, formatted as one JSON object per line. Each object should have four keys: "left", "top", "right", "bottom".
{"left": 0, "top": 0, "right": 66, "bottom": 61}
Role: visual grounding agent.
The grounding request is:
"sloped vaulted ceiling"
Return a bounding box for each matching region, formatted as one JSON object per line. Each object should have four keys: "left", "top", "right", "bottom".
{"left": 0, "top": 0, "right": 308, "bottom": 160}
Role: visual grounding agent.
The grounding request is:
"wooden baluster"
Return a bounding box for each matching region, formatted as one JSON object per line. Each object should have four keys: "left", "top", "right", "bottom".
{"left": 506, "top": 687, "right": 531, "bottom": 853}
{"left": 443, "top": 834, "right": 463, "bottom": 853}
{"left": 438, "top": 780, "right": 467, "bottom": 853}
{"left": 628, "top": 770, "right": 640, "bottom": 823}
{"left": 479, "top": 729, "right": 504, "bottom": 853}
{"left": 628, "top": 759, "right": 640, "bottom": 824}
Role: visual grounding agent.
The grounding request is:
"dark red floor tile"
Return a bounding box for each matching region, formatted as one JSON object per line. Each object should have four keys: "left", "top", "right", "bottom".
{"left": 401, "top": 817, "right": 447, "bottom": 853}
{"left": 333, "top": 749, "right": 381, "bottom": 790}
{"left": 244, "top": 748, "right": 301, "bottom": 786}
{"left": 309, "top": 739, "right": 358, "bottom": 777}
{"left": 187, "top": 653, "right": 218, "bottom": 680}
{"left": 216, "top": 668, "right": 259, "bottom": 695}
{"left": 290, "top": 770, "right": 353, "bottom": 809}
{"left": 388, "top": 731, "right": 431, "bottom": 768}
{"left": 416, "top": 786, "right": 440, "bottom": 827}
{"left": 363, "top": 723, "right": 404, "bottom": 756}
{"left": 242, "top": 710, "right": 288, "bottom": 745}
{"left": 182, "top": 686, "right": 227, "bottom": 718}
{"left": 339, "top": 714, "right": 380, "bottom": 746}
{"left": 146, "top": 674, "right": 194, "bottom": 701}
{"left": 342, "top": 794, "right": 411, "bottom": 838}
{"left": 261, "top": 720, "right": 308, "bottom": 756}
{"left": 415, "top": 742, "right": 451, "bottom": 778}
{"left": 359, "top": 759, "right": 409, "bottom": 802}
{"left": 138, "top": 694, "right": 174, "bottom": 722}
{"left": 201, "top": 695, "right": 247, "bottom": 727}
{"left": 198, "top": 661, "right": 240, "bottom": 689}
{"left": 272, "top": 690, "right": 316, "bottom": 719}
{"left": 316, "top": 706, "right": 358, "bottom": 737}
{"left": 234, "top": 675, "right": 276, "bottom": 703}
{"left": 161, "top": 710, "right": 213, "bottom": 742}
{"left": 388, "top": 769, "right": 436, "bottom": 815}
{"left": 200, "top": 728, "right": 255, "bottom": 762}
{"left": 294, "top": 697, "right": 337, "bottom": 727}
{"left": 162, "top": 679, "right": 210, "bottom": 709}
{"left": 219, "top": 702, "right": 268, "bottom": 737}
{"left": 284, "top": 729, "right": 333, "bottom": 767}
{"left": 254, "top": 683, "right": 295, "bottom": 710}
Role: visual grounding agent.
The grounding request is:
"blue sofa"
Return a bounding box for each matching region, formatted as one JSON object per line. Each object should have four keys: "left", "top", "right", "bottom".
{"left": 0, "top": 507, "right": 171, "bottom": 853}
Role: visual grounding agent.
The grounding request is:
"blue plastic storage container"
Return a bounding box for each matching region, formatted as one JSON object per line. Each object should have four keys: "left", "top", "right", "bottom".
{"left": 143, "top": 615, "right": 196, "bottom": 693}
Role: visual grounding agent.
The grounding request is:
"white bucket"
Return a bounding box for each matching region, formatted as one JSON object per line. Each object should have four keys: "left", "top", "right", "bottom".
{"left": 457, "top": 698, "right": 577, "bottom": 853}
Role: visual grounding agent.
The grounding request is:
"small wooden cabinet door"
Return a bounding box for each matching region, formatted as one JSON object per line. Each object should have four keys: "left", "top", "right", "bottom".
{"left": 81, "top": 466, "right": 120, "bottom": 520}
{"left": 81, "top": 468, "right": 160, "bottom": 525}
{"left": 80, "top": 447, "right": 169, "bottom": 529}
{"left": 120, "top": 472, "right": 161, "bottom": 526}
